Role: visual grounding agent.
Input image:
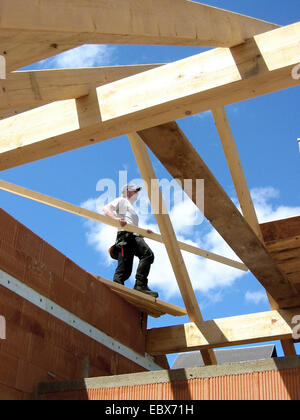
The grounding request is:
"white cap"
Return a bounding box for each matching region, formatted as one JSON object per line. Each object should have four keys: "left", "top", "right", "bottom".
{"left": 121, "top": 184, "right": 142, "bottom": 195}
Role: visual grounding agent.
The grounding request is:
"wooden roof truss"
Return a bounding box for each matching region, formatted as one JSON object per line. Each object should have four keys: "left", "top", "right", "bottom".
{"left": 0, "top": 0, "right": 299, "bottom": 365}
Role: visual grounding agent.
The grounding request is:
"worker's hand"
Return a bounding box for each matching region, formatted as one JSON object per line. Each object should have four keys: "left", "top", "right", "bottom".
{"left": 119, "top": 218, "right": 127, "bottom": 227}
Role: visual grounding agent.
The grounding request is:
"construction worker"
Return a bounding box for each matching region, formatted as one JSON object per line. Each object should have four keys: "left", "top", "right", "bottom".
{"left": 103, "top": 184, "right": 158, "bottom": 298}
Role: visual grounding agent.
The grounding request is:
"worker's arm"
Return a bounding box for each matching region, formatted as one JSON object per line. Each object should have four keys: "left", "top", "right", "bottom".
{"left": 102, "top": 204, "right": 127, "bottom": 227}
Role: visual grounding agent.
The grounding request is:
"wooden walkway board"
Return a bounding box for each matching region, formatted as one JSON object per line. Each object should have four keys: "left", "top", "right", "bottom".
{"left": 92, "top": 275, "right": 187, "bottom": 318}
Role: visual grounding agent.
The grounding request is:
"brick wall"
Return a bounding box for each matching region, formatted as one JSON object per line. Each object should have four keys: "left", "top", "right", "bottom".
{"left": 38, "top": 357, "right": 300, "bottom": 401}
{"left": 0, "top": 208, "right": 159, "bottom": 399}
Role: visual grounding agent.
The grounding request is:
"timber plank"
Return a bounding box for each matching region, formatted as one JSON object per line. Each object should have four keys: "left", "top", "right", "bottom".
{"left": 265, "top": 236, "right": 300, "bottom": 253}
{"left": 146, "top": 309, "right": 300, "bottom": 355}
{"left": 0, "top": 0, "right": 279, "bottom": 71}
{"left": 0, "top": 65, "right": 162, "bottom": 111}
{"left": 92, "top": 275, "right": 187, "bottom": 318}
{"left": 0, "top": 23, "right": 299, "bottom": 171}
{"left": 261, "top": 216, "right": 300, "bottom": 242}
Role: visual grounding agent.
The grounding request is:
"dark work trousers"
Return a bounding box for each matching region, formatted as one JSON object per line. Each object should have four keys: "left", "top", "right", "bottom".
{"left": 113, "top": 233, "right": 154, "bottom": 286}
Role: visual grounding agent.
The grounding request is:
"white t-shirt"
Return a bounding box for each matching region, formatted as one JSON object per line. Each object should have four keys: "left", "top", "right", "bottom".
{"left": 108, "top": 197, "right": 139, "bottom": 227}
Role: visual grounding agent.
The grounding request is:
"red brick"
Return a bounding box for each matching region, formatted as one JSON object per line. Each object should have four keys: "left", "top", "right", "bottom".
{"left": 47, "top": 316, "right": 72, "bottom": 353}
{"left": 50, "top": 274, "right": 73, "bottom": 313}
{"left": 23, "top": 255, "right": 52, "bottom": 297}
{"left": 21, "top": 300, "right": 49, "bottom": 340}
{"left": 64, "top": 258, "right": 89, "bottom": 294}
{"left": 15, "top": 359, "right": 50, "bottom": 394}
{"left": 51, "top": 345, "right": 82, "bottom": 380}
{"left": 27, "top": 333, "right": 54, "bottom": 372}
{"left": 0, "top": 286, "right": 23, "bottom": 346}
{"left": 69, "top": 327, "right": 100, "bottom": 364}
{"left": 117, "top": 352, "right": 145, "bottom": 375}
{"left": 0, "top": 209, "right": 150, "bottom": 386}
{"left": 41, "top": 242, "right": 65, "bottom": 279}
{"left": 0, "top": 349, "right": 19, "bottom": 388}
{"left": 0, "top": 241, "right": 26, "bottom": 280}
{"left": 50, "top": 274, "right": 92, "bottom": 322}
{"left": 0, "top": 382, "right": 24, "bottom": 400}
{"left": 87, "top": 275, "right": 112, "bottom": 306}
{"left": 89, "top": 364, "right": 110, "bottom": 378}
{"left": 94, "top": 279, "right": 113, "bottom": 308}
{"left": 89, "top": 340, "right": 112, "bottom": 374}
{"left": 15, "top": 224, "right": 42, "bottom": 260}
{"left": 0, "top": 211, "right": 17, "bottom": 247}
{"left": 1, "top": 320, "right": 31, "bottom": 360}
{"left": 0, "top": 286, "right": 24, "bottom": 316}
{"left": 91, "top": 301, "right": 113, "bottom": 337}
{"left": 110, "top": 297, "right": 145, "bottom": 353}
{"left": 73, "top": 287, "right": 94, "bottom": 323}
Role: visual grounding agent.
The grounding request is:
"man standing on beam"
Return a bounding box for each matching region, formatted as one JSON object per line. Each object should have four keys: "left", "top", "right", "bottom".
{"left": 103, "top": 184, "right": 159, "bottom": 298}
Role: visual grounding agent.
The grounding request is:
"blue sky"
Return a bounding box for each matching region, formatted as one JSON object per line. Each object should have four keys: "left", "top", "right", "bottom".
{"left": 1, "top": 0, "right": 299, "bottom": 366}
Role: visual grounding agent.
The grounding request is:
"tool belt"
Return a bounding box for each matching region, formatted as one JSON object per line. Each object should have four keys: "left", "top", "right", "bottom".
{"left": 108, "top": 232, "right": 138, "bottom": 260}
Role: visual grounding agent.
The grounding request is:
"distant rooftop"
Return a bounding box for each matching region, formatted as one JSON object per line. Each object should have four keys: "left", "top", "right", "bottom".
{"left": 172, "top": 345, "right": 277, "bottom": 369}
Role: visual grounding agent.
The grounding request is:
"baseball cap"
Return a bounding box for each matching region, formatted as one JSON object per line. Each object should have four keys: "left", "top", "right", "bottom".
{"left": 121, "top": 184, "right": 142, "bottom": 194}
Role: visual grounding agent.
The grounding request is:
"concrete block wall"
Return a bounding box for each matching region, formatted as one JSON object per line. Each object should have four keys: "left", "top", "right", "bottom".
{"left": 0, "top": 208, "right": 161, "bottom": 399}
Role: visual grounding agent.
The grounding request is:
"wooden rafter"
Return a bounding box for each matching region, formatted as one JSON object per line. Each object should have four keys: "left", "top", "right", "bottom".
{"left": 98, "top": 22, "right": 300, "bottom": 123}
{"left": 0, "top": 179, "right": 247, "bottom": 272}
{"left": 0, "top": 65, "right": 162, "bottom": 112}
{"left": 129, "top": 132, "right": 216, "bottom": 365}
{"left": 0, "top": 22, "right": 299, "bottom": 171}
{"left": 0, "top": 0, "right": 278, "bottom": 72}
{"left": 212, "top": 107, "right": 297, "bottom": 356}
{"left": 212, "top": 107, "right": 263, "bottom": 241}
{"left": 138, "top": 122, "right": 300, "bottom": 309}
{"left": 146, "top": 308, "right": 300, "bottom": 355}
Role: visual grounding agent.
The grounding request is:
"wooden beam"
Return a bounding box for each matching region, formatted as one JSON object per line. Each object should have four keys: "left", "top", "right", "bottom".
{"left": 212, "top": 107, "right": 296, "bottom": 355}
{"left": 261, "top": 217, "right": 300, "bottom": 293}
{"left": 0, "top": 104, "right": 49, "bottom": 120}
{"left": 260, "top": 216, "right": 300, "bottom": 243}
{"left": 212, "top": 107, "right": 263, "bottom": 241}
{"left": 138, "top": 122, "right": 300, "bottom": 309}
{"left": 146, "top": 308, "right": 300, "bottom": 355}
{"left": 129, "top": 132, "right": 216, "bottom": 365}
{"left": 0, "top": 22, "right": 299, "bottom": 171}
{"left": 0, "top": 179, "right": 247, "bottom": 272}
{"left": 0, "top": 0, "right": 279, "bottom": 71}
{"left": 98, "top": 22, "right": 300, "bottom": 123}
{"left": 0, "top": 65, "right": 162, "bottom": 111}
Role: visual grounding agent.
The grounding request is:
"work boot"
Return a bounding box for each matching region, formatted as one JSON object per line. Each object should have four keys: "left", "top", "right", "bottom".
{"left": 134, "top": 284, "right": 159, "bottom": 298}
{"left": 113, "top": 279, "right": 124, "bottom": 285}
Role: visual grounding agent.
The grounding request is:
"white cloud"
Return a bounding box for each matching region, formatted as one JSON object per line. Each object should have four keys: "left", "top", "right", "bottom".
{"left": 248, "top": 187, "right": 300, "bottom": 223}
{"left": 81, "top": 186, "right": 300, "bottom": 302}
{"left": 81, "top": 196, "right": 116, "bottom": 267}
{"left": 245, "top": 290, "right": 268, "bottom": 305}
{"left": 38, "top": 44, "right": 115, "bottom": 69}
{"left": 194, "top": 110, "right": 211, "bottom": 120}
{"left": 169, "top": 196, "right": 204, "bottom": 236}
